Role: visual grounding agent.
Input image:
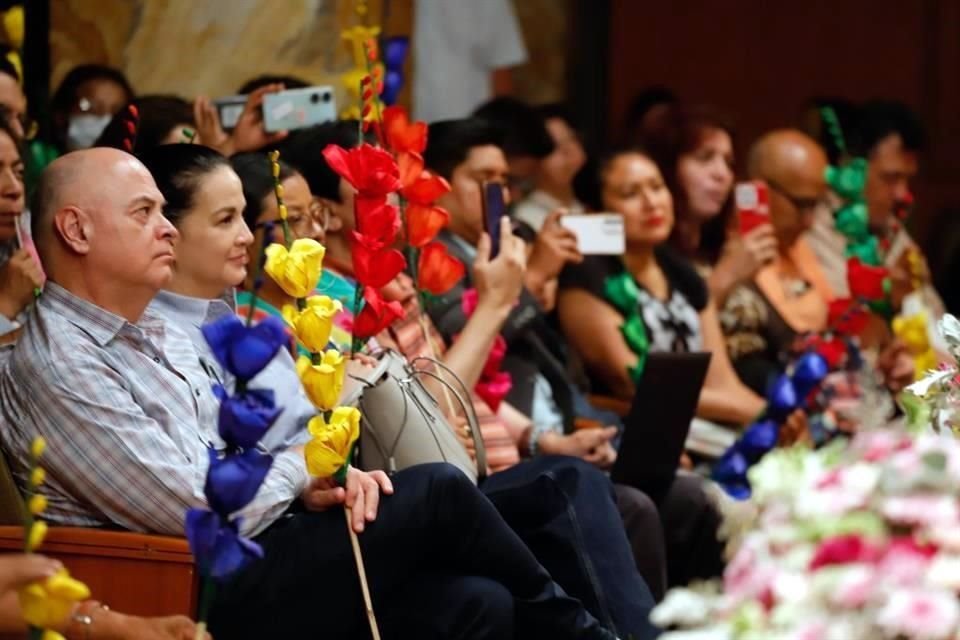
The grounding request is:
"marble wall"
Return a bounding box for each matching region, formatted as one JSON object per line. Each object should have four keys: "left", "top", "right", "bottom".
{"left": 50, "top": 0, "right": 569, "bottom": 107}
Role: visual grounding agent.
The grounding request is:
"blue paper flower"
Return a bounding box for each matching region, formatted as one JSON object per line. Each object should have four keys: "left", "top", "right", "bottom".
{"left": 202, "top": 314, "right": 287, "bottom": 381}
{"left": 185, "top": 509, "right": 263, "bottom": 579}
{"left": 213, "top": 385, "right": 282, "bottom": 449}
{"left": 204, "top": 448, "right": 274, "bottom": 516}
{"left": 792, "top": 353, "right": 829, "bottom": 399}
{"left": 739, "top": 419, "right": 780, "bottom": 461}
{"left": 766, "top": 374, "right": 799, "bottom": 421}
{"left": 713, "top": 351, "right": 830, "bottom": 499}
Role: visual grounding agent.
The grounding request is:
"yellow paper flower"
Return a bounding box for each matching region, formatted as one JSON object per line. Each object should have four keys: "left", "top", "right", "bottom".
{"left": 264, "top": 238, "right": 326, "bottom": 299}
{"left": 296, "top": 350, "right": 345, "bottom": 411}
{"left": 2, "top": 6, "right": 24, "bottom": 49}
{"left": 27, "top": 521, "right": 47, "bottom": 552}
{"left": 894, "top": 311, "right": 938, "bottom": 381}
{"left": 31, "top": 467, "right": 45, "bottom": 487}
{"left": 28, "top": 494, "right": 47, "bottom": 516}
{"left": 282, "top": 296, "right": 343, "bottom": 354}
{"left": 278, "top": 203, "right": 288, "bottom": 221}
{"left": 275, "top": 183, "right": 285, "bottom": 200}
{"left": 305, "top": 407, "right": 361, "bottom": 477}
{"left": 19, "top": 568, "right": 91, "bottom": 629}
{"left": 42, "top": 630, "right": 65, "bottom": 640}
{"left": 31, "top": 437, "right": 46, "bottom": 459}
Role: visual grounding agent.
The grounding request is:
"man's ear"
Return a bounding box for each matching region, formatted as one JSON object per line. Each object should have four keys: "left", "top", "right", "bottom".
{"left": 54, "top": 206, "right": 92, "bottom": 255}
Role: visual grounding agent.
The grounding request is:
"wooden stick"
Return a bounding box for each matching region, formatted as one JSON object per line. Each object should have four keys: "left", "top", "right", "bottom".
{"left": 345, "top": 507, "right": 381, "bottom": 640}
{"left": 416, "top": 310, "right": 458, "bottom": 416}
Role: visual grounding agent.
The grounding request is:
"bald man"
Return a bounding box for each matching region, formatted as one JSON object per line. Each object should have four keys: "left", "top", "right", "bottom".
{"left": 747, "top": 129, "right": 829, "bottom": 251}
{"left": 0, "top": 148, "right": 619, "bottom": 640}
{"left": 731, "top": 130, "right": 914, "bottom": 395}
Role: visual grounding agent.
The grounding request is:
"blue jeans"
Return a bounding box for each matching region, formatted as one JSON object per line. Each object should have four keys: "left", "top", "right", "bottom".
{"left": 482, "top": 455, "right": 659, "bottom": 640}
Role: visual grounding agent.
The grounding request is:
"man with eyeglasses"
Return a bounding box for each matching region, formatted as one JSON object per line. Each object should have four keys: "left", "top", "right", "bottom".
{"left": 744, "top": 129, "right": 914, "bottom": 394}
{"left": 805, "top": 101, "right": 945, "bottom": 327}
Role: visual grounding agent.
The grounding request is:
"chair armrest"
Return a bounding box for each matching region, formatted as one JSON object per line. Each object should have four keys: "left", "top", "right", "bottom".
{"left": 0, "top": 526, "right": 191, "bottom": 562}
{"left": 587, "top": 393, "right": 631, "bottom": 418}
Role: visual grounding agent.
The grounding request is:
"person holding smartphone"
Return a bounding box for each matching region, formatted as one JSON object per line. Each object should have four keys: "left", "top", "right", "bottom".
{"left": 639, "top": 104, "right": 777, "bottom": 306}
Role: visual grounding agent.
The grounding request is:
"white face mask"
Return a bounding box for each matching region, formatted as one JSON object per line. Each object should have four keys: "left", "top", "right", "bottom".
{"left": 66, "top": 113, "right": 112, "bottom": 151}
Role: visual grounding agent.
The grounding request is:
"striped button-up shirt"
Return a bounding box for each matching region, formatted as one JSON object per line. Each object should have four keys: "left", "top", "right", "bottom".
{"left": 148, "top": 289, "right": 314, "bottom": 452}
{"left": 0, "top": 283, "right": 308, "bottom": 537}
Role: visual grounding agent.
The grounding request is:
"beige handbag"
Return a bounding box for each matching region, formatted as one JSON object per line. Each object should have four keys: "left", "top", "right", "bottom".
{"left": 341, "top": 349, "right": 487, "bottom": 484}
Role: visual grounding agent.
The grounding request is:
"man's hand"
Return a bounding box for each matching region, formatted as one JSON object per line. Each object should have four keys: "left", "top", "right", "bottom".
{"left": 474, "top": 216, "right": 526, "bottom": 314}
{"left": 538, "top": 426, "right": 618, "bottom": 469}
{"left": 301, "top": 467, "right": 394, "bottom": 533}
{"left": 877, "top": 339, "right": 915, "bottom": 393}
{"left": 524, "top": 210, "right": 582, "bottom": 297}
{"left": 0, "top": 249, "right": 43, "bottom": 319}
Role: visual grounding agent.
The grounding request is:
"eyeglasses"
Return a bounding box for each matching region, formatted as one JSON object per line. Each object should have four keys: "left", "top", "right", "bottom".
{"left": 256, "top": 201, "right": 329, "bottom": 236}
{"left": 765, "top": 178, "right": 826, "bottom": 213}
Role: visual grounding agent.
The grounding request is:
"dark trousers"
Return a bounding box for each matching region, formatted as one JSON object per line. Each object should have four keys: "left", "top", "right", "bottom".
{"left": 209, "top": 463, "right": 613, "bottom": 640}
{"left": 616, "top": 473, "right": 724, "bottom": 596}
{"left": 481, "top": 456, "right": 659, "bottom": 640}
{"left": 658, "top": 472, "right": 725, "bottom": 588}
{"left": 614, "top": 484, "right": 668, "bottom": 601}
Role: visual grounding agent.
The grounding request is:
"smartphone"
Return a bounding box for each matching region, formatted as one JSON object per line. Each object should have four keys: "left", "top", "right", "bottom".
{"left": 481, "top": 181, "right": 507, "bottom": 259}
{"left": 735, "top": 181, "right": 770, "bottom": 235}
{"left": 212, "top": 95, "right": 248, "bottom": 131}
{"left": 263, "top": 86, "right": 337, "bottom": 133}
{"left": 560, "top": 214, "right": 626, "bottom": 255}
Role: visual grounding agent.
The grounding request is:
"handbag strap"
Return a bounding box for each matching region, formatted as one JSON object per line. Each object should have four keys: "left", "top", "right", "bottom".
{"left": 407, "top": 356, "right": 488, "bottom": 482}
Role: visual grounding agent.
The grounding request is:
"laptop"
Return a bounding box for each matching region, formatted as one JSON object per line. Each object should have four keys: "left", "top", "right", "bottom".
{"left": 610, "top": 351, "right": 711, "bottom": 503}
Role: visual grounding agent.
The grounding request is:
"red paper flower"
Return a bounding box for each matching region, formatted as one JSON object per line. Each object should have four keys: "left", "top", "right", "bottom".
{"left": 351, "top": 232, "right": 407, "bottom": 289}
{"left": 402, "top": 171, "right": 450, "bottom": 205}
{"left": 383, "top": 106, "right": 427, "bottom": 155}
{"left": 828, "top": 298, "right": 869, "bottom": 336}
{"left": 322, "top": 143, "right": 401, "bottom": 197}
{"left": 460, "top": 288, "right": 480, "bottom": 316}
{"left": 417, "top": 241, "right": 464, "bottom": 295}
{"left": 847, "top": 258, "right": 889, "bottom": 301}
{"left": 475, "top": 371, "right": 513, "bottom": 413}
{"left": 354, "top": 287, "right": 405, "bottom": 338}
{"left": 483, "top": 335, "right": 508, "bottom": 379}
{"left": 406, "top": 204, "right": 450, "bottom": 248}
{"left": 806, "top": 336, "right": 847, "bottom": 370}
{"left": 397, "top": 152, "right": 424, "bottom": 189}
{"left": 356, "top": 200, "right": 401, "bottom": 245}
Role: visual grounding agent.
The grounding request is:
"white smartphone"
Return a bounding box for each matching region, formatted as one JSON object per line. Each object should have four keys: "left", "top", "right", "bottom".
{"left": 263, "top": 86, "right": 337, "bottom": 133}
{"left": 560, "top": 214, "right": 626, "bottom": 255}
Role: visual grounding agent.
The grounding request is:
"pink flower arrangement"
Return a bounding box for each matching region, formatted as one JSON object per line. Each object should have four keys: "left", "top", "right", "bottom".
{"left": 652, "top": 428, "right": 960, "bottom": 640}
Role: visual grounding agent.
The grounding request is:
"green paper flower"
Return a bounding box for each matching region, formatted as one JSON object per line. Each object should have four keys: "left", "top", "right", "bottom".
{"left": 834, "top": 202, "right": 870, "bottom": 240}
{"left": 845, "top": 236, "right": 881, "bottom": 266}
{"left": 825, "top": 158, "right": 868, "bottom": 200}
{"left": 604, "top": 272, "right": 640, "bottom": 315}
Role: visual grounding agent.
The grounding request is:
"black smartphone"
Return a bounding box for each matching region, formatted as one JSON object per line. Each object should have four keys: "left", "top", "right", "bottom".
{"left": 481, "top": 181, "right": 507, "bottom": 258}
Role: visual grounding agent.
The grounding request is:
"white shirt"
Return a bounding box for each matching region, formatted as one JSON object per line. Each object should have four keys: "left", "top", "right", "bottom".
{"left": 413, "top": 0, "right": 528, "bottom": 123}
